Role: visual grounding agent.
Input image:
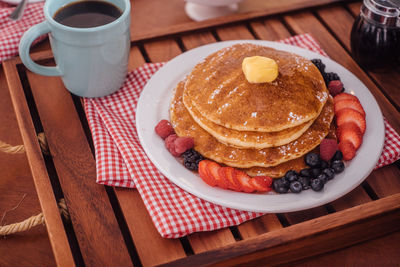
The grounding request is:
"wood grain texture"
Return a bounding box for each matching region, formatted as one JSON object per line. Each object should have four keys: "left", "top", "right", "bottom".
{"left": 0, "top": 66, "right": 56, "bottom": 267}
{"left": 114, "top": 189, "right": 187, "bottom": 266}
{"left": 130, "top": 0, "right": 345, "bottom": 42}
{"left": 3, "top": 60, "right": 74, "bottom": 267}
{"left": 161, "top": 193, "right": 400, "bottom": 267}
{"left": 26, "top": 71, "right": 132, "bottom": 266}
{"left": 250, "top": 19, "right": 292, "bottom": 41}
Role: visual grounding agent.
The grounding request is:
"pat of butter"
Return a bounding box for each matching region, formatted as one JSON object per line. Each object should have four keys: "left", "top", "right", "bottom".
{"left": 242, "top": 56, "right": 278, "bottom": 83}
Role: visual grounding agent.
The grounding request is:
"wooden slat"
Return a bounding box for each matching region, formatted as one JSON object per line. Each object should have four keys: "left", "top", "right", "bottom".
{"left": 0, "top": 66, "right": 56, "bottom": 266}
{"left": 143, "top": 39, "right": 181, "bottom": 63}
{"left": 3, "top": 60, "right": 74, "bottom": 267}
{"left": 317, "top": 4, "right": 400, "bottom": 111}
{"left": 250, "top": 19, "right": 292, "bottom": 41}
{"left": 162, "top": 193, "right": 400, "bottom": 267}
{"left": 130, "top": 0, "right": 345, "bottom": 42}
{"left": 216, "top": 24, "right": 254, "bottom": 40}
{"left": 283, "top": 11, "right": 400, "bottom": 199}
{"left": 114, "top": 189, "right": 187, "bottom": 266}
{"left": 25, "top": 71, "right": 132, "bottom": 266}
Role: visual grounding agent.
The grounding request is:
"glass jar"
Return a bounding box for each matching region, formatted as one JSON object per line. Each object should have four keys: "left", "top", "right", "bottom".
{"left": 350, "top": 0, "right": 400, "bottom": 71}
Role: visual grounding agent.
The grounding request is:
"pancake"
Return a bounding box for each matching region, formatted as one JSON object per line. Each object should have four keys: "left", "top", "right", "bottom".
{"left": 184, "top": 43, "right": 328, "bottom": 132}
{"left": 183, "top": 92, "right": 318, "bottom": 149}
{"left": 242, "top": 126, "right": 338, "bottom": 177}
{"left": 241, "top": 156, "right": 307, "bottom": 178}
{"left": 171, "top": 80, "right": 334, "bottom": 168}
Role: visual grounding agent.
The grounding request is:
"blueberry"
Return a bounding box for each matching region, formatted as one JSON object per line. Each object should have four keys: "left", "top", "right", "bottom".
{"left": 311, "top": 178, "right": 324, "bottom": 191}
{"left": 290, "top": 181, "right": 302, "bottom": 193}
{"left": 310, "top": 168, "right": 322, "bottom": 178}
{"left": 299, "top": 168, "right": 312, "bottom": 177}
{"left": 273, "top": 178, "right": 289, "bottom": 194}
{"left": 305, "top": 153, "right": 321, "bottom": 167}
{"left": 298, "top": 176, "right": 311, "bottom": 190}
{"left": 331, "top": 150, "right": 343, "bottom": 162}
{"left": 317, "top": 173, "right": 329, "bottom": 184}
{"left": 311, "top": 59, "right": 326, "bottom": 74}
{"left": 323, "top": 168, "right": 335, "bottom": 180}
{"left": 331, "top": 160, "right": 345, "bottom": 173}
{"left": 285, "top": 170, "right": 298, "bottom": 182}
{"left": 320, "top": 160, "right": 329, "bottom": 169}
{"left": 182, "top": 149, "right": 204, "bottom": 171}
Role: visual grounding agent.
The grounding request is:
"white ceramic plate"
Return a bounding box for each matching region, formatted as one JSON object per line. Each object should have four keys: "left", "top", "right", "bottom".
{"left": 136, "top": 40, "right": 385, "bottom": 213}
{"left": 2, "top": 0, "right": 42, "bottom": 5}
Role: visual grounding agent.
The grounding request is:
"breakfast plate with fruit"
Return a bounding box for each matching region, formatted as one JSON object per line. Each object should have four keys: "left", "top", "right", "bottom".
{"left": 136, "top": 40, "right": 385, "bottom": 213}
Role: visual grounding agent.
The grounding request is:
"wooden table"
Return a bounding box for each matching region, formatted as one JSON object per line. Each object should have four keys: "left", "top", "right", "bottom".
{"left": 1, "top": 0, "right": 400, "bottom": 266}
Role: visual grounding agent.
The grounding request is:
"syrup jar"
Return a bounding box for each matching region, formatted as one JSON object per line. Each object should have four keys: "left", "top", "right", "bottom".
{"left": 350, "top": 0, "right": 400, "bottom": 71}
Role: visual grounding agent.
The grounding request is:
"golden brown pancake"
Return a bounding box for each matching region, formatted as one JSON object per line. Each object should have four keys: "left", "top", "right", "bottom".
{"left": 184, "top": 43, "right": 328, "bottom": 132}
{"left": 171, "top": 81, "right": 334, "bottom": 168}
{"left": 183, "top": 93, "right": 317, "bottom": 149}
{"left": 241, "top": 156, "right": 307, "bottom": 178}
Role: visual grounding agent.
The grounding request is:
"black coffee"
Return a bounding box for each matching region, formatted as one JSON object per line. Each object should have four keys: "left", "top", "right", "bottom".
{"left": 53, "top": 1, "right": 122, "bottom": 28}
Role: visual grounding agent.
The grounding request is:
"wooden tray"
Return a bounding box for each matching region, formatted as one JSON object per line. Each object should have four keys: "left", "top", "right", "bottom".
{"left": 4, "top": 1, "right": 400, "bottom": 266}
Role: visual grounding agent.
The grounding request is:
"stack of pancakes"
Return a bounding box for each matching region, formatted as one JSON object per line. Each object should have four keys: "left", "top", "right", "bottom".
{"left": 170, "top": 43, "right": 334, "bottom": 177}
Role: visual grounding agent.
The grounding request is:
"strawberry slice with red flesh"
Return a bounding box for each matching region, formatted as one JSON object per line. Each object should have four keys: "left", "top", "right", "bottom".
{"left": 334, "top": 99, "right": 366, "bottom": 117}
{"left": 336, "top": 108, "right": 366, "bottom": 134}
{"left": 198, "top": 160, "right": 217, "bottom": 187}
{"left": 234, "top": 170, "right": 255, "bottom": 193}
{"left": 337, "top": 122, "right": 363, "bottom": 149}
{"left": 206, "top": 161, "right": 228, "bottom": 189}
{"left": 339, "top": 140, "right": 356, "bottom": 161}
{"left": 219, "top": 167, "right": 240, "bottom": 191}
{"left": 334, "top": 92, "right": 359, "bottom": 103}
{"left": 250, "top": 176, "right": 273, "bottom": 192}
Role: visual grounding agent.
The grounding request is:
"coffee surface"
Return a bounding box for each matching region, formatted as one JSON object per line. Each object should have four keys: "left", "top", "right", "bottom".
{"left": 53, "top": 1, "right": 122, "bottom": 28}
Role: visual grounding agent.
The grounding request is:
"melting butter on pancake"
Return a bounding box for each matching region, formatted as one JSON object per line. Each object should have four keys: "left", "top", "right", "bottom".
{"left": 184, "top": 43, "right": 328, "bottom": 132}
{"left": 171, "top": 81, "right": 334, "bottom": 168}
{"left": 183, "top": 89, "right": 322, "bottom": 149}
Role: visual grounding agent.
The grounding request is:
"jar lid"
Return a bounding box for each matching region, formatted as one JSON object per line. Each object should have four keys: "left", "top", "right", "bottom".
{"left": 362, "top": 0, "right": 400, "bottom": 26}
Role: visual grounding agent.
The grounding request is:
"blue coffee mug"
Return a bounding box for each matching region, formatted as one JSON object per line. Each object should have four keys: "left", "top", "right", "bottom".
{"left": 19, "top": 0, "right": 131, "bottom": 97}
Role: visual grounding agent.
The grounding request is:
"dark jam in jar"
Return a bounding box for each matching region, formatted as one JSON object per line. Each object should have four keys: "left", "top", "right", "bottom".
{"left": 350, "top": 0, "right": 400, "bottom": 71}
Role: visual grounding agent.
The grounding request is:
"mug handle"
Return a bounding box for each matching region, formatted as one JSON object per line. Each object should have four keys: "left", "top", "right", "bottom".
{"left": 19, "top": 21, "right": 63, "bottom": 76}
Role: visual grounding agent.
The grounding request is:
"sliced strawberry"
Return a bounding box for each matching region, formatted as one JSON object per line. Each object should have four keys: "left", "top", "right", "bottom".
{"left": 198, "top": 160, "right": 217, "bottom": 186}
{"left": 339, "top": 141, "right": 356, "bottom": 161}
{"left": 206, "top": 161, "right": 225, "bottom": 188}
{"left": 337, "top": 122, "right": 363, "bottom": 149}
{"left": 234, "top": 170, "right": 255, "bottom": 193}
{"left": 319, "top": 138, "right": 338, "bottom": 161}
{"left": 334, "top": 99, "right": 365, "bottom": 117}
{"left": 220, "top": 167, "right": 241, "bottom": 191}
{"left": 334, "top": 92, "right": 359, "bottom": 103}
{"left": 336, "top": 108, "right": 366, "bottom": 134}
{"left": 250, "top": 176, "right": 273, "bottom": 192}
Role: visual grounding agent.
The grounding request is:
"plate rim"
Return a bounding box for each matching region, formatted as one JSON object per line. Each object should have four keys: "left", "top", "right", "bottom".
{"left": 136, "top": 40, "right": 385, "bottom": 213}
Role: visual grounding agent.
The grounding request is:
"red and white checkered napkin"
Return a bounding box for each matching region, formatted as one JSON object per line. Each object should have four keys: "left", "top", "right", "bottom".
{"left": 84, "top": 33, "right": 400, "bottom": 238}
{"left": 0, "top": 1, "right": 44, "bottom": 63}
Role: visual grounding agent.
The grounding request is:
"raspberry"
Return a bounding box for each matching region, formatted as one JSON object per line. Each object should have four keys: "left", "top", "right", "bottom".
{"left": 155, "top": 119, "right": 175, "bottom": 139}
{"left": 323, "top": 72, "right": 341, "bottom": 85}
{"left": 174, "top": 137, "right": 194, "bottom": 154}
{"left": 328, "top": 80, "right": 343, "bottom": 96}
{"left": 319, "top": 138, "right": 338, "bottom": 162}
{"left": 165, "top": 134, "right": 180, "bottom": 156}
